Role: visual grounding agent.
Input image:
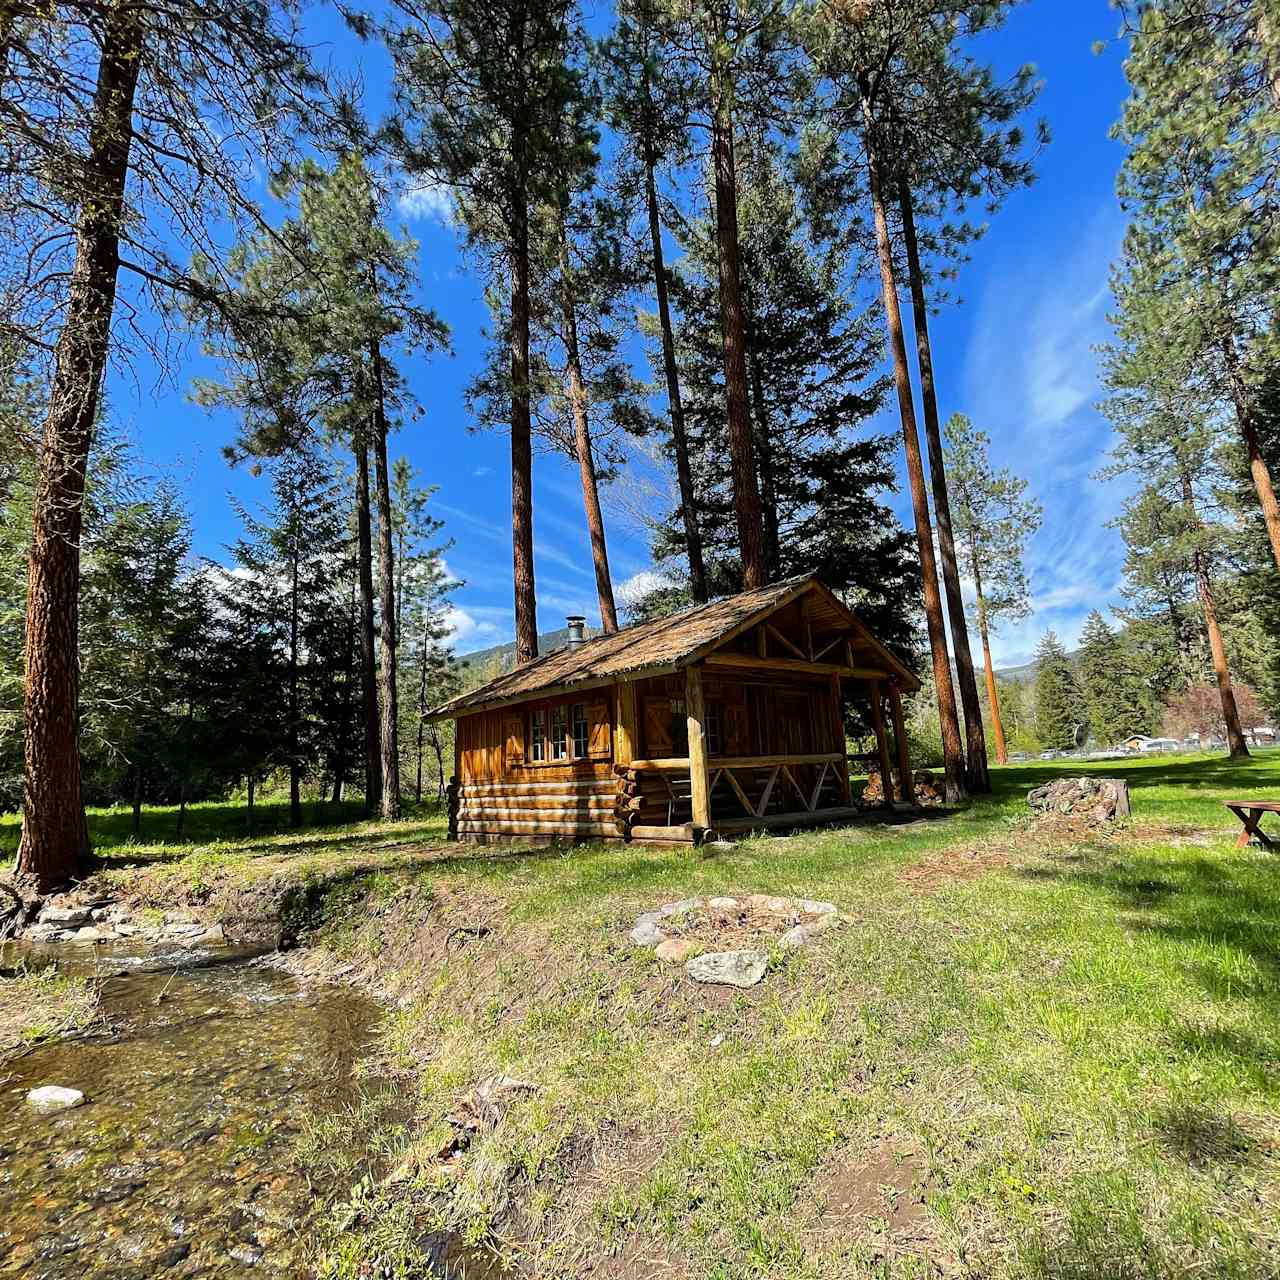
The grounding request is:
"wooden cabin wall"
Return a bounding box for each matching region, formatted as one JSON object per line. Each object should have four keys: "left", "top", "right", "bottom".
{"left": 456, "top": 703, "right": 616, "bottom": 784}
{"left": 633, "top": 670, "right": 843, "bottom": 760}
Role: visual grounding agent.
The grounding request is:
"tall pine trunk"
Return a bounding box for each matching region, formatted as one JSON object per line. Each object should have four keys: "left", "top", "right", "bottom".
{"left": 17, "top": 1, "right": 143, "bottom": 892}
{"left": 558, "top": 216, "right": 619, "bottom": 632}
{"left": 709, "top": 10, "right": 767, "bottom": 590}
{"left": 288, "top": 526, "right": 301, "bottom": 827}
{"left": 1221, "top": 335, "right": 1280, "bottom": 574}
{"left": 861, "top": 81, "right": 966, "bottom": 803}
{"left": 899, "top": 185, "right": 990, "bottom": 792}
{"left": 355, "top": 426, "right": 381, "bottom": 813}
{"left": 641, "top": 75, "right": 707, "bottom": 602}
{"left": 748, "top": 344, "right": 781, "bottom": 578}
{"left": 370, "top": 342, "right": 401, "bottom": 818}
{"left": 973, "top": 578, "right": 1009, "bottom": 765}
{"left": 1180, "top": 469, "right": 1249, "bottom": 759}
{"left": 414, "top": 650, "right": 428, "bottom": 805}
{"left": 510, "top": 185, "right": 539, "bottom": 664}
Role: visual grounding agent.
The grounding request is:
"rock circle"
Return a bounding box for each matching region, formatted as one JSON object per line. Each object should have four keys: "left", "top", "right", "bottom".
{"left": 628, "top": 893, "right": 841, "bottom": 987}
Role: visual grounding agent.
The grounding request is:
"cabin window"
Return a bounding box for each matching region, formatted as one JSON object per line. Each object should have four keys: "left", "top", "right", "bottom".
{"left": 551, "top": 705, "right": 569, "bottom": 759}
{"left": 530, "top": 709, "right": 548, "bottom": 762}
{"left": 572, "top": 703, "right": 590, "bottom": 757}
{"left": 705, "top": 701, "right": 724, "bottom": 755}
{"left": 669, "top": 698, "right": 689, "bottom": 756}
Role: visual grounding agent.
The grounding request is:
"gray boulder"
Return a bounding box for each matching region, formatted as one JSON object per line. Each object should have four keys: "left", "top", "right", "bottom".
{"left": 685, "top": 950, "right": 768, "bottom": 988}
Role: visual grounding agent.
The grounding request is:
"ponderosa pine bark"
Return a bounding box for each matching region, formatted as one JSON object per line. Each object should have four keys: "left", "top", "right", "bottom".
{"left": 17, "top": 0, "right": 143, "bottom": 892}
{"left": 1179, "top": 468, "right": 1249, "bottom": 759}
{"left": 557, "top": 217, "right": 619, "bottom": 632}
{"left": 287, "top": 528, "right": 301, "bottom": 826}
{"left": 898, "top": 184, "right": 990, "bottom": 792}
{"left": 861, "top": 81, "right": 967, "bottom": 803}
{"left": 370, "top": 340, "right": 402, "bottom": 818}
{"left": 640, "top": 69, "right": 707, "bottom": 603}
{"left": 708, "top": 8, "right": 767, "bottom": 590}
{"left": 969, "top": 553, "right": 1009, "bottom": 764}
{"left": 354, "top": 427, "right": 381, "bottom": 813}
{"left": 510, "top": 185, "right": 539, "bottom": 664}
{"left": 1221, "top": 334, "right": 1280, "bottom": 575}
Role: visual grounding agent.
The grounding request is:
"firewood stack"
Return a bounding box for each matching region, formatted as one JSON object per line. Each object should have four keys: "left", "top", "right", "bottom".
{"left": 862, "top": 767, "right": 944, "bottom": 808}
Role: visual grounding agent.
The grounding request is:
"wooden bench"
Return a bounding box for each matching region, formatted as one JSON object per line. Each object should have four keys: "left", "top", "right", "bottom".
{"left": 1224, "top": 800, "right": 1280, "bottom": 849}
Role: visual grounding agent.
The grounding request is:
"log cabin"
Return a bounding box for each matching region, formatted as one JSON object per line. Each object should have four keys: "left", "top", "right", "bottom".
{"left": 427, "top": 574, "right": 920, "bottom": 845}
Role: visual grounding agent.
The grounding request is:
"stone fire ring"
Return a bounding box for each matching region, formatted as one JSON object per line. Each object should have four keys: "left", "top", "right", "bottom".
{"left": 629, "top": 894, "right": 840, "bottom": 988}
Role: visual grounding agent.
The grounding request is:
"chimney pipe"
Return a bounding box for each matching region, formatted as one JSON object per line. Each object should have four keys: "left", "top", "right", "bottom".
{"left": 566, "top": 615, "right": 586, "bottom": 647}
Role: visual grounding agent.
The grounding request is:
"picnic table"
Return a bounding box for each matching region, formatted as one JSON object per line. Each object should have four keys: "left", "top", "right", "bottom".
{"left": 1224, "top": 800, "right": 1280, "bottom": 849}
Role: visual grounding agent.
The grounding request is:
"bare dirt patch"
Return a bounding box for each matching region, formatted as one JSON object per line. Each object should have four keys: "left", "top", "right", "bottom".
{"left": 897, "top": 846, "right": 1011, "bottom": 893}
{"left": 810, "top": 1141, "right": 931, "bottom": 1234}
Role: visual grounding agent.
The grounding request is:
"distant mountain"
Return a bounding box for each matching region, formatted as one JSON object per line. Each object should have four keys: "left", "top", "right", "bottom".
{"left": 456, "top": 624, "right": 603, "bottom": 682}
{"left": 995, "top": 645, "right": 1082, "bottom": 685}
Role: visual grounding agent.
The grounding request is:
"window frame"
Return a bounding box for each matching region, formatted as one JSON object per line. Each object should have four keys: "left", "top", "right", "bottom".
{"left": 524, "top": 696, "right": 610, "bottom": 767}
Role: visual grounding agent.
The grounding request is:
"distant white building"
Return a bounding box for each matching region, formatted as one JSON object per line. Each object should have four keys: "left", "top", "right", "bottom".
{"left": 1121, "top": 734, "right": 1153, "bottom": 753}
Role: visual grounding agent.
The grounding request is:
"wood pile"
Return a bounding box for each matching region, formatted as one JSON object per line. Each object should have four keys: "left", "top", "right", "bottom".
{"left": 863, "top": 767, "right": 944, "bottom": 808}
{"left": 1027, "top": 777, "right": 1131, "bottom": 824}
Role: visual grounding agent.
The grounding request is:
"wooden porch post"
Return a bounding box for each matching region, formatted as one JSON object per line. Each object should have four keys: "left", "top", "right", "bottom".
{"left": 868, "top": 680, "right": 895, "bottom": 806}
{"left": 685, "top": 663, "right": 712, "bottom": 833}
{"left": 615, "top": 681, "right": 637, "bottom": 766}
{"left": 888, "top": 681, "right": 915, "bottom": 806}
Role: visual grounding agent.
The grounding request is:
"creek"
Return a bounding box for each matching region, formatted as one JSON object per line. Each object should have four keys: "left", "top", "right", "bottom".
{"left": 0, "top": 940, "right": 471, "bottom": 1278}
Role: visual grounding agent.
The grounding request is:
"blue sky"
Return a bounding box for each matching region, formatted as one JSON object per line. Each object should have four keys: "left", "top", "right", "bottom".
{"left": 107, "top": 0, "right": 1133, "bottom": 668}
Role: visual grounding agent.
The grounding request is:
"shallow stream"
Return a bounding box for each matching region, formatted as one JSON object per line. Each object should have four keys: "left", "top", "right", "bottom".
{"left": 0, "top": 941, "right": 383, "bottom": 1278}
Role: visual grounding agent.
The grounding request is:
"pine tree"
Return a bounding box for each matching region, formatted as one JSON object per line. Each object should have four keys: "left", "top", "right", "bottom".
{"left": 384, "top": 0, "right": 596, "bottom": 665}
{"left": 599, "top": 0, "right": 708, "bottom": 600}
{"left": 1033, "top": 632, "right": 1088, "bottom": 752}
{"left": 4, "top": 0, "right": 329, "bottom": 890}
{"left": 1102, "top": 281, "right": 1251, "bottom": 759}
{"left": 639, "top": 144, "right": 917, "bottom": 654}
{"left": 944, "top": 414, "right": 1041, "bottom": 765}
{"left": 1113, "top": 1, "right": 1280, "bottom": 573}
{"left": 1077, "top": 610, "right": 1149, "bottom": 749}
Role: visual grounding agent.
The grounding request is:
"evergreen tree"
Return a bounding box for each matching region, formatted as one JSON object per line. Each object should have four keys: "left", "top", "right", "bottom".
{"left": 1077, "top": 610, "right": 1150, "bottom": 749}
{"left": 384, "top": 0, "right": 596, "bottom": 665}
{"left": 944, "top": 414, "right": 1041, "bottom": 764}
{"left": 4, "top": 0, "right": 330, "bottom": 891}
{"left": 599, "top": 0, "right": 708, "bottom": 600}
{"left": 1113, "top": 1, "right": 1280, "bottom": 573}
{"left": 1033, "top": 632, "right": 1088, "bottom": 752}
{"left": 1102, "top": 296, "right": 1251, "bottom": 759}
{"left": 641, "top": 145, "right": 917, "bottom": 654}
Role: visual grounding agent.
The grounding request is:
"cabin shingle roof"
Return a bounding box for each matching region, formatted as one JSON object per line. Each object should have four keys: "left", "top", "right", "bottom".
{"left": 429, "top": 574, "right": 917, "bottom": 720}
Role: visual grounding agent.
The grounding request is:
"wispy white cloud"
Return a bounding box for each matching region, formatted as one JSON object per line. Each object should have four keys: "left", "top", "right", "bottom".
{"left": 397, "top": 181, "right": 456, "bottom": 226}
{"left": 956, "top": 204, "right": 1133, "bottom": 667}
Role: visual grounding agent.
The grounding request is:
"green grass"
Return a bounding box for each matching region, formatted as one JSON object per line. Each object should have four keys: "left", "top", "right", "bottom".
{"left": 6, "top": 753, "right": 1280, "bottom": 1277}
{"left": 273, "top": 752, "right": 1280, "bottom": 1279}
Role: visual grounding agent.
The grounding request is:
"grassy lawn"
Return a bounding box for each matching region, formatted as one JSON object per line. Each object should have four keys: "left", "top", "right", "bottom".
{"left": 5, "top": 753, "right": 1280, "bottom": 1276}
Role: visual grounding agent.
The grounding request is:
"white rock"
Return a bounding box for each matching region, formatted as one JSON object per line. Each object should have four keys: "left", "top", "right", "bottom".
{"left": 707, "top": 897, "right": 739, "bottom": 912}
{"left": 27, "top": 1086, "right": 85, "bottom": 1112}
{"left": 630, "top": 916, "right": 664, "bottom": 947}
{"left": 659, "top": 897, "right": 704, "bottom": 918}
{"left": 69, "top": 926, "right": 114, "bottom": 944}
{"left": 685, "top": 950, "right": 768, "bottom": 988}
{"left": 779, "top": 916, "right": 836, "bottom": 950}
{"left": 38, "top": 906, "right": 91, "bottom": 927}
{"left": 797, "top": 899, "right": 839, "bottom": 916}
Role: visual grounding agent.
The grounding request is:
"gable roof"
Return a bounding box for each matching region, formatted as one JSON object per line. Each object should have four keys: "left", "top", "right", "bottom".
{"left": 428, "top": 575, "right": 919, "bottom": 720}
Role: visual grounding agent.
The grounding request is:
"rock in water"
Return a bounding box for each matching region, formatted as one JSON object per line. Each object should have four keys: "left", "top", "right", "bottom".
{"left": 27, "top": 1086, "right": 86, "bottom": 1112}
{"left": 685, "top": 950, "right": 768, "bottom": 988}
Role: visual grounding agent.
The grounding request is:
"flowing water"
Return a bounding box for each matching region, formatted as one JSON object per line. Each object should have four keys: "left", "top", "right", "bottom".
{"left": 0, "top": 942, "right": 386, "bottom": 1278}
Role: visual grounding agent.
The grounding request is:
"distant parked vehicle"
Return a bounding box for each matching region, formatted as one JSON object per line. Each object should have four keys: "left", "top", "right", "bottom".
{"left": 1039, "top": 750, "right": 1056, "bottom": 760}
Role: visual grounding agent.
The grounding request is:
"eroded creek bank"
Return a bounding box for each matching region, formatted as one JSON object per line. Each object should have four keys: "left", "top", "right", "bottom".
{"left": 0, "top": 939, "right": 384, "bottom": 1278}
